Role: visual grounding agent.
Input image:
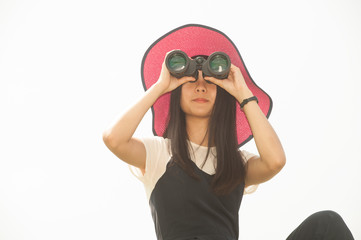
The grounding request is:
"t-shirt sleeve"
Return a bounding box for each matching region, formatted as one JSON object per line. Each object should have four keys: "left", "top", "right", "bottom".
{"left": 128, "top": 136, "right": 170, "bottom": 186}
{"left": 241, "top": 149, "right": 259, "bottom": 195}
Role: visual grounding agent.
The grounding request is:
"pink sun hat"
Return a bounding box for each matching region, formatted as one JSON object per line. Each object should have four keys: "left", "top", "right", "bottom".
{"left": 141, "top": 23, "right": 272, "bottom": 147}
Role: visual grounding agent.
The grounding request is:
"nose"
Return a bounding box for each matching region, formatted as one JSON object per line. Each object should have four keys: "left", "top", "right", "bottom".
{"left": 195, "top": 71, "right": 206, "bottom": 93}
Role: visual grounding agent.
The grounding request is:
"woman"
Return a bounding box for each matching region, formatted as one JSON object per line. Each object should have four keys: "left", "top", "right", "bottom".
{"left": 103, "top": 24, "right": 354, "bottom": 240}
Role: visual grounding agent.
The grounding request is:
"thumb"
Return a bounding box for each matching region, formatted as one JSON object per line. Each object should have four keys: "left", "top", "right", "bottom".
{"left": 204, "top": 76, "right": 223, "bottom": 86}
{"left": 178, "top": 76, "right": 196, "bottom": 85}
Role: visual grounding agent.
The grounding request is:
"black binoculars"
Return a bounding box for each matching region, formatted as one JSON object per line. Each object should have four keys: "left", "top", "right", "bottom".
{"left": 165, "top": 50, "right": 231, "bottom": 80}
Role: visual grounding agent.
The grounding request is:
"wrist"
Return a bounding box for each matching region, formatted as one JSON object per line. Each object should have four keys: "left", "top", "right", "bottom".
{"left": 240, "top": 96, "right": 259, "bottom": 110}
{"left": 154, "top": 81, "right": 168, "bottom": 94}
{"left": 235, "top": 89, "right": 254, "bottom": 103}
{"left": 151, "top": 82, "right": 168, "bottom": 96}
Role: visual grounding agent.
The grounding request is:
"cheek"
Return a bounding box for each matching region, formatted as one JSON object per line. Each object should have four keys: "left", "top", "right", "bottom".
{"left": 181, "top": 85, "right": 193, "bottom": 98}
{"left": 210, "top": 85, "right": 217, "bottom": 100}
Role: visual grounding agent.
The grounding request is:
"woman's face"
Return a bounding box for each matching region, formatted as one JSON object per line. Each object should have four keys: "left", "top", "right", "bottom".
{"left": 180, "top": 70, "right": 217, "bottom": 118}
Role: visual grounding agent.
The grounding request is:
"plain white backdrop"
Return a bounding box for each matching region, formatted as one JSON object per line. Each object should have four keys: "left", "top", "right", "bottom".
{"left": 1, "top": 0, "right": 360, "bottom": 239}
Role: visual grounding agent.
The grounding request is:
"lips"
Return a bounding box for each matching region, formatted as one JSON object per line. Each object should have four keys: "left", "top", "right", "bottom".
{"left": 193, "top": 98, "right": 209, "bottom": 103}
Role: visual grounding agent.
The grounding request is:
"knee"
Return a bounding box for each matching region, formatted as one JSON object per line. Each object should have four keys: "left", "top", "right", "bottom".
{"left": 310, "top": 210, "right": 344, "bottom": 226}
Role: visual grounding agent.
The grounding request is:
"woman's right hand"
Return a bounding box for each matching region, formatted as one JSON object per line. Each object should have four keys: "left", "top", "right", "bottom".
{"left": 156, "top": 50, "right": 196, "bottom": 94}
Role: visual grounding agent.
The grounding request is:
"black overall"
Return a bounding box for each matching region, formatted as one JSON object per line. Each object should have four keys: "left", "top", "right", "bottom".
{"left": 149, "top": 157, "right": 244, "bottom": 240}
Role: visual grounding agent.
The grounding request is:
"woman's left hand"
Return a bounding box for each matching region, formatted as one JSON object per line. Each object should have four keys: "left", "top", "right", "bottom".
{"left": 204, "top": 64, "right": 252, "bottom": 100}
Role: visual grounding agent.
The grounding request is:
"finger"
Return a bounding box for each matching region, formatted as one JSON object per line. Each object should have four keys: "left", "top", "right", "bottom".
{"left": 179, "top": 76, "right": 196, "bottom": 85}
{"left": 230, "top": 63, "right": 239, "bottom": 69}
{"left": 204, "top": 76, "right": 223, "bottom": 86}
{"left": 230, "top": 64, "right": 240, "bottom": 73}
{"left": 229, "top": 65, "right": 244, "bottom": 79}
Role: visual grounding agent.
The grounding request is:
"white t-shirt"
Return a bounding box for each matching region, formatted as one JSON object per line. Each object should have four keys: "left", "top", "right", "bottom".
{"left": 128, "top": 136, "right": 259, "bottom": 202}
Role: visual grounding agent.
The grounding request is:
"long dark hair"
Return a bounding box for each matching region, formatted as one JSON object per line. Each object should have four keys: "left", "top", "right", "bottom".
{"left": 163, "top": 55, "right": 247, "bottom": 196}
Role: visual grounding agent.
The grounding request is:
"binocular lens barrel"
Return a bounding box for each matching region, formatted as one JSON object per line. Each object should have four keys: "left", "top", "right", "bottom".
{"left": 209, "top": 55, "right": 229, "bottom": 73}
{"left": 168, "top": 53, "right": 187, "bottom": 72}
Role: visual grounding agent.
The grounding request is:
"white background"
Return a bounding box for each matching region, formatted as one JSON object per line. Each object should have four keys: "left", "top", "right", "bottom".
{"left": 1, "top": 0, "right": 360, "bottom": 239}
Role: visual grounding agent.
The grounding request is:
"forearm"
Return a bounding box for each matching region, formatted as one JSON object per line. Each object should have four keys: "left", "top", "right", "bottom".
{"left": 103, "top": 83, "right": 165, "bottom": 146}
{"left": 237, "top": 90, "right": 286, "bottom": 169}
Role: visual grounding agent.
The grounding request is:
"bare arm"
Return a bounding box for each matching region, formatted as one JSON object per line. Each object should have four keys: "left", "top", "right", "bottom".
{"left": 102, "top": 82, "right": 165, "bottom": 169}
{"left": 204, "top": 64, "right": 286, "bottom": 187}
{"left": 237, "top": 91, "right": 286, "bottom": 187}
{"left": 103, "top": 82, "right": 165, "bottom": 147}
{"left": 102, "top": 53, "right": 195, "bottom": 170}
{"left": 237, "top": 90, "right": 286, "bottom": 170}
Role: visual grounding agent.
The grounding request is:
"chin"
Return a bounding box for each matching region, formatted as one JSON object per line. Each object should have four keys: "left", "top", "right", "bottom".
{"left": 189, "top": 111, "right": 212, "bottom": 118}
{"left": 182, "top": 105, "right": 213, "bottom": 119}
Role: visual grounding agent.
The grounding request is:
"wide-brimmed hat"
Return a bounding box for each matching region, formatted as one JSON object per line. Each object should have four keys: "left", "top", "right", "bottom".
{"left": 141, "top": 23, "right": 272, "bottom": 147}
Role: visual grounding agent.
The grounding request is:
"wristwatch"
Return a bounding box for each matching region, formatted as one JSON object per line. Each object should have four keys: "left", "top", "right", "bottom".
{"left": 240, "top": 96, "right": 258, "bottom": 109}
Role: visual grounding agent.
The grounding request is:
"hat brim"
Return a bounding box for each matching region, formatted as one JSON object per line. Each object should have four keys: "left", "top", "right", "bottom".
{"left": 141, "top": 23, "right": 272, "bottom": 148}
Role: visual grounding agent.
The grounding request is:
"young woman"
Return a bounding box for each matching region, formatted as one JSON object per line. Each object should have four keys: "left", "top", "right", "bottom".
{"left": 103, "top": 24, "right": 354, "bottom": 240}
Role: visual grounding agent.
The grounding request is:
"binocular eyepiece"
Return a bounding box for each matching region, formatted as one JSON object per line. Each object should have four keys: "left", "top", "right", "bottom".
{"left": 165, "top": 50, "right": 231, "bottom": 80}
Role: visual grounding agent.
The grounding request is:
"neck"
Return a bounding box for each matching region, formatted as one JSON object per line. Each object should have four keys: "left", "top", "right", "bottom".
{"left": 185, "top": 115, "right": 210, "bottom": 147}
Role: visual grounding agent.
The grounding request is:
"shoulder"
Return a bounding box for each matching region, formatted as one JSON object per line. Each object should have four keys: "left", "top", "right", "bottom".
{"left": 141, "top": 135, "right": 168, "bottom": 143}
{"left": 139, "top": 136, "right": 171, "bottom": 156}
{"left": 239, "top": 149, "right": 258, "bottom": 162}
{"left": 129, "top": 136, "right": 171, "bottom": 183}
{"left": 239, "top": 149, "right": 260, "bottom": 194}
